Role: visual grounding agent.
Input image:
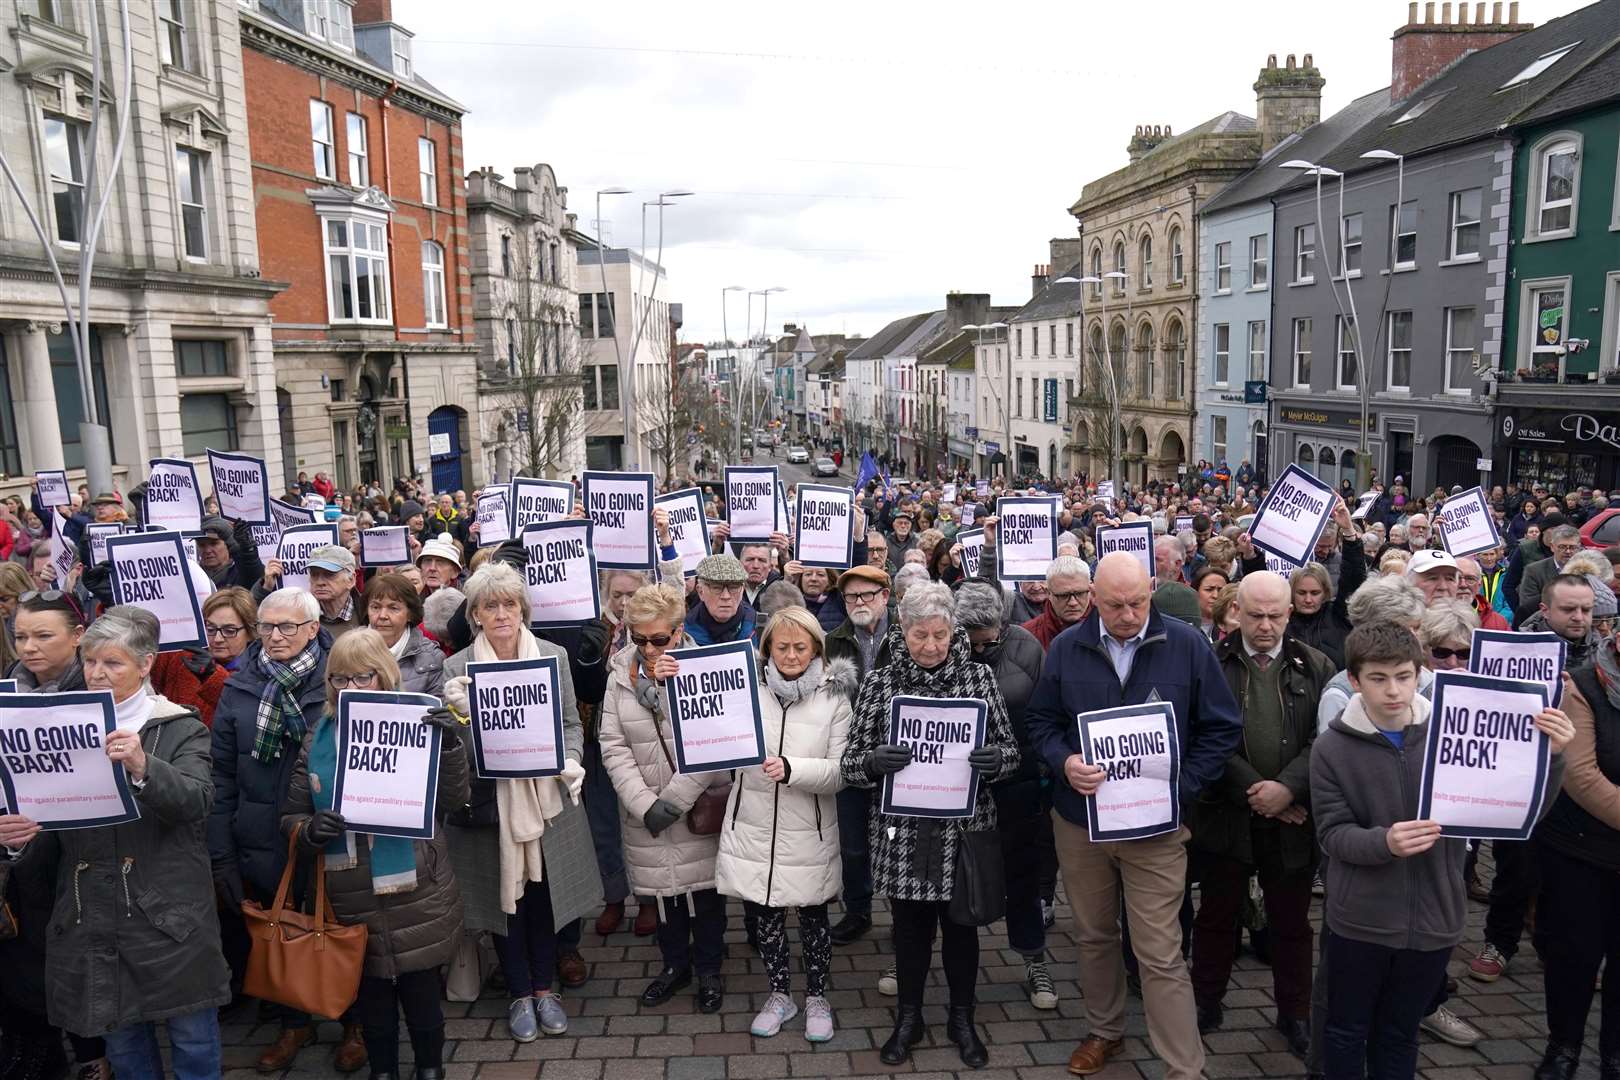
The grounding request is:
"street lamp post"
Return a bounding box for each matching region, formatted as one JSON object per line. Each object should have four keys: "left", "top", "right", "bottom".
{"left": 624, "top": 190, "right": 693, "bottom": 473}
{"left": 1359, "top": 149, "right": 1406, "bottom": 492}
{"left": 721, "top": 285, "right": 746, "bottom": 463}
{"left": 593, "top": 187, "right": 630, "bottom": 467}
{"left": 749, "top": 287, "right": 786, "bottom": 444}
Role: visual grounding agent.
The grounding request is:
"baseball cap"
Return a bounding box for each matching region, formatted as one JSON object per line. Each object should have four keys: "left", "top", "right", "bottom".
{"left": 307, "top": 544, "right": 356, "bottom": 573}
{"left": 1405, "top": 549, "right": 1459, "bottom": 578}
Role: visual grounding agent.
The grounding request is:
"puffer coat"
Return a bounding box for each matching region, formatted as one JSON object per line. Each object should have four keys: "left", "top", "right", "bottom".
{"left": 280, "top": 715, "right": 470, "bottom": 978}
{"left": 716, "top": 658, "right": 855, "bottom": 909}
{"left": 31, "top": 695, "right": 231, "bottom": 1035}
{"left": 395, "top": 625, "right": 448, "bottom": 698}
{"left": 838, "top": 624, "right": 1020, "bottom": 902}
{"left": 598, "top": 639, "right": 732, "bottom": 899}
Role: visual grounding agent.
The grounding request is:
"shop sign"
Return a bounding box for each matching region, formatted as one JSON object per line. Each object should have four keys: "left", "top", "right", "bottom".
{"left": 1501, "top": 411, "right": 1620, "bottom": 453}
{"left": 1278, "top": 406, "right": 1378, "bottom": 430}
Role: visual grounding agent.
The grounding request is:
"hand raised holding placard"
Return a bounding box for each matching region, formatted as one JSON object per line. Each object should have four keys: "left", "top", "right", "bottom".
{"left": 105, "top": 729, "right": 148, "bottom": 781}
{"left": 1386, "top": 819, "right": 1442, "bottom": 857}
{"left": 1535, "top": 706, "right": 1575, "bottom": 752}
{"left": 654, "top": 506, "right": 672, "bottom": 547}
{"left": 652, "top": 654, "right": 680, "bottom": 681}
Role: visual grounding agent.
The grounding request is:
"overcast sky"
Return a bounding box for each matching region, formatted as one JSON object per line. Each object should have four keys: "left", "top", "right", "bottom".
{"left": 397, "top": 0, "right": 1589, "bottom": 346}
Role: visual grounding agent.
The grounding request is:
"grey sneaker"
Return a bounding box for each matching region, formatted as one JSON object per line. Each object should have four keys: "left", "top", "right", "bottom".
{"left": 877, "top": 964, "right": 898, "bottom": 996}
{"left": 804, "top": 995, "right": 835, "bottom": 1042}
{"left": 507, "top": 996, "right": 538, "bottom": 1043}
{"left": 1026, "top": 958, "right": 1058, "bottom": 1010}
{"left": 535, "top": 993, "right": 568, "bottom": 1036}
{"left": 1420, "top": 1005, "right": 1483, "bottom": 1047}
{"left": 750, "top": 991, "right": 798, "bottom": 1037}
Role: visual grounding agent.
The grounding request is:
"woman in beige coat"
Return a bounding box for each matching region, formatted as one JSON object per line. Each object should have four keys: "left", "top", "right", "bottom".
{"left": 716, "top": 607, "right": 854, "bottom": 1042}
{"left": 598, "top": 583, "right": 732, "bottom": 1013}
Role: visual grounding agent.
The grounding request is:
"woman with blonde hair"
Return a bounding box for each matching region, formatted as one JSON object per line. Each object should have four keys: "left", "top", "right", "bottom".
{"left": 716, "top": 607, "right": 855, "bottom": 1041}
{"left": 282, "top": 628, "right": 468, "bottom": 1080}
{"left": 0, "top": 560, "right": 35, "bottom": 672}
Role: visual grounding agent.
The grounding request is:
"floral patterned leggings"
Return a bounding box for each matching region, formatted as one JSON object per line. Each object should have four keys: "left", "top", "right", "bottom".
{"left": 744, "top": 900, "right": 832, "bottom": 996}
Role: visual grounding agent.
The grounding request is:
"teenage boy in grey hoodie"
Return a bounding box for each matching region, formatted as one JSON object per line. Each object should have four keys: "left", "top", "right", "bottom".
{"left": 1310, "top": 623, "right": 1573, "bottom": 1080}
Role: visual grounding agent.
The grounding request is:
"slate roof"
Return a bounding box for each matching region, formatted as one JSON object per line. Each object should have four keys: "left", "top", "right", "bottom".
{"left": 847, "top": 311, "right": 940, "bottom": 361}
{"left": 1141, "top": 111, "right": 1258, "bottom": 163}
{"left": 1511, "top": 31, "right": 1620, "bottom": 126}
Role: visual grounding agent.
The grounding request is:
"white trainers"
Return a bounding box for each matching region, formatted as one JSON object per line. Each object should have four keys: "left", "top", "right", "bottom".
{"left": 750, "top": 991, "right": 798, "bottom": 1037}
{"left": 877, "top": 964, "right": 898, "bottom": 996}
{"left": 804, "top": 995, "right": 835, "bottom": 1042}
{"left": 1026, "top": 958, "right": 1058, "bottom": 1010}
{"left": 1420, "top": 1005, "right": 1483, "bottom": 1047}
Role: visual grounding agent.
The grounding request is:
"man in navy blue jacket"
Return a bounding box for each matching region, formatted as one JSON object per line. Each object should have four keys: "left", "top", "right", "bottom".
{"left": 1027, "top": 552, "right": 1242, "bottom": 1079}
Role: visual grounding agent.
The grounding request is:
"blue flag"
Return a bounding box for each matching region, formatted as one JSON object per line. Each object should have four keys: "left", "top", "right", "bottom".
{"left": 854, "top": 451, "right": 878, "bottom": 493}
{"left": 881, "top": 466, "right": 894, "bottom": 499}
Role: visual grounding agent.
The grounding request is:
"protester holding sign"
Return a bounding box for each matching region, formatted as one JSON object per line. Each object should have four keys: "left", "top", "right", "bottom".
{"left": 714, "top": 608, "right": 855, "bottom": 1041}
{"left": 441, "top": 563, "right": 599, "bottom": 1043}
{"left": 0, "top": 607, "right": 230, "bottom": 1078}
{"left": 599, "top": 583, "right": 731, "bottom": 1014}
{"left": 193, "top": 514, "right": 266, "bottom": 591}
{"left": 1239, "top": 495, "right": 1365, "bottom": 671}
{"left": 281, "top": 628, "right": 469, "bottom": 1080}
{"left": 838, "top": 582, "right": 1019, "bottom": 1068}
{"left": 6, "top": 591, "right": 86, "bottom": 693}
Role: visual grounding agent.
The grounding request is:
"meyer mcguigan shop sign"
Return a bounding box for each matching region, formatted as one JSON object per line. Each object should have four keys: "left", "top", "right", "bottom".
{"left": 1501, "top": 411, "right": 1620, "bottom": 454}
{"left": 1278, "top": 406, "right": 1378, "bottom": 430}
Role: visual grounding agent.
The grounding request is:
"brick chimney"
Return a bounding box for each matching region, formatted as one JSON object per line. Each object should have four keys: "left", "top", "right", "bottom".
{"left": 1392, "top": 1, "right": 1532, "bottom": 101}
{"left": 945, "top": 292, "right": 992, "bottom": 333}
{"left": 1255, "top": 53, "right": 1326, "bottom": 154}
{"left": 1031, "top": 264, "right": 1050, "bottom": 297}
{"left": 1049, "top": 237, "right": 1086, "bottom": 277}
{"left": 352, "top": 0, "right": 393, "bottom": 22}
{"left": 1127, "top": 125, "right": 1172, "bottom": 163}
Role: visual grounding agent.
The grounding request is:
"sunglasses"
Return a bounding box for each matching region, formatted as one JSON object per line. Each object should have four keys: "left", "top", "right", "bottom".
{"left": 20, "top": 589, "right": 86, "bottom": 623}
{"left": 1430, "top": 646, "right": 1471, "bottom": 662}
{"left": 631, "top": 632, "right": 673, "bottom": 647}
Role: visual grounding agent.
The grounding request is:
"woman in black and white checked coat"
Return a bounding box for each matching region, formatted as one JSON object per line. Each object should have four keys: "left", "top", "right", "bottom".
{"left": 839, "top": 581, "right": 1019, "bottom": 1070}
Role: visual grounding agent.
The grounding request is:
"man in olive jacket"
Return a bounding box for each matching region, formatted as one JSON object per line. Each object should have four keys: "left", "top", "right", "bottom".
{"left": 1188, "top": 572, "right": 1335, "bottom": 1056}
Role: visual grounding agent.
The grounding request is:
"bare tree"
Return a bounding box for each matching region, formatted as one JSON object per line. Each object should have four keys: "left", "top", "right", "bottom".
{"left": 635, "top": 360, "right": 703, "bottom": 489}
{"left": 487, "top": 243, "right": 584, "bottom": 479}
{"left": 1068, "top": 336, "right": 1141, "bottom": 488}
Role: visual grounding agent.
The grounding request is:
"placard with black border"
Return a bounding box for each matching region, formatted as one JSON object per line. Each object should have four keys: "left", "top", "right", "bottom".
{"left": 1247, "top": 464, "right": 1337, "bottom": 567}
{"left": 519, "top": 519, "right": 601, "bottom": 627}
{"left": 1420, "top": 671, "right": 1552, "bottom": 841}
{"left": 0, "top": 690, "right": 138, "bottom": 830}
{"left": 879, "top": 695, "right": 986, "bottom": 819}
{"left": 34, "top": 470, "right": 70, "bottom": 509}
{"left": 582, "top": 471, "right": 656, "bottom": 570}
{"left": 510, "top": 477, "right": 575, "bottom": 530}
{"left": 358, "top": 525, "right": 410, "bottom": 567}
{"left": 724, "top": 465, "right": 780, "bottom": 543}
{"left": 476, "top": 486, "right": 515, "bottom": 547}
{"left": 106, "top": 531, "right": 206, "bottom": 650}
{"left": 794, "top": 483, "right": 856, "bottom": 569}
{"left": 466, "top": 657, "right": 566, "bottom": 779}
{"left": 1468, "top": 628, "right": 1566, "bottom": 708}
{"left": 654, "top": 487, "right": 710, "bottom": 577}
{"left": 144, "top": 457, "right": 204, "bottom": 533}
{"left": 333, "top": 690, "right": 444, "bottom": 839}
{"left": 1435, "top": 486, "right": 1502, "bottom": 559}
{"left": 1096, "top": 520, "right": 1155, "bottom": 580}
{"left": 663, "top": 639, "right": 766, "bottom": 773}
{"left": 993, "top": 495, "right": 1059, "bottom": 581}
{"left": 1078, "top": 702, "right": 1182, "bottom": 842}
{"left": 207, "top": 449, "right": 272, "bottom": 525}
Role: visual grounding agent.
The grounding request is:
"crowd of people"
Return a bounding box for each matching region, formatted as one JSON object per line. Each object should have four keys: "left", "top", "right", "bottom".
{"left": 0, "top": 461, "right": 1616, "bottom": 1080}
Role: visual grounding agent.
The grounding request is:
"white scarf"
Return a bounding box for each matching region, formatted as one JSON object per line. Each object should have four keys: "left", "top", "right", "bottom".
{"left": 388, "top": 629, "right": 410, "bottom": 660}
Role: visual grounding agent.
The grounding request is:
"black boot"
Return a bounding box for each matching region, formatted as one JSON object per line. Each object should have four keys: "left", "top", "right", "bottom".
{"left": 1601, "top": 1054, "right": 1620, "bottom": 1080}
{"left": 879, "top": 1006, "right": 926, "bottom": 1066}
{"left": 409, "top": 1025, "right": 445, "bottom": 1080}
{"left": 946, "top": 1005, "right": 988, "bottom": 1069}
{"left": 1534, "top": 1043, "right": 1581, "bottom": 1080}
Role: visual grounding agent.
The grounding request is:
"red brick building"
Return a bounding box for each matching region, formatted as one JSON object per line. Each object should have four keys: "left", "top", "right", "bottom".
{"left": 241, "top": 0, "right": 481, "bottom": 493}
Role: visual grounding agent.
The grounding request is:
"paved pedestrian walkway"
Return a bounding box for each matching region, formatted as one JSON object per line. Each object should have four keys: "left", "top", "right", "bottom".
{"left": 225, "top": 857, "right": 1583, "bottom": 1080}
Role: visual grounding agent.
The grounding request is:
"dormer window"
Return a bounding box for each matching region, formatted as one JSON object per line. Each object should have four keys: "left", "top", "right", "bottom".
{"left": 391, "top": 28, "right": 413, "bottom": 78}
{"left": 304, "top": 0, "right": 354, "bottom": 51}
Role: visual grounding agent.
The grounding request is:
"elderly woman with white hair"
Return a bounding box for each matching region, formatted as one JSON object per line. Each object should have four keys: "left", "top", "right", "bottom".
{"left": 442, "top": 563, "right": 599, "bottom": 1043}
{"left": 839, "top": 582, "right": 1020, "bottom": 1068}
{"left": 0, "top": 606, "right": 231, "bottom": 1079}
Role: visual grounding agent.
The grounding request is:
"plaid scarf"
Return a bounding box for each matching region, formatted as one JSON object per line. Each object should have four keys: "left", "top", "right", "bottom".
{"left": 325, "top": 594, "right": 355, "bottom": 625}
{"left": 252, "top": 640, "right": 320, "bottom": 763}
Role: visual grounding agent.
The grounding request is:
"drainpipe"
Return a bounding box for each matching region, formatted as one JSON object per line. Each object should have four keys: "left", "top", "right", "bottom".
{"left": 379, "top": 78, "right": 418, "bottom": 481}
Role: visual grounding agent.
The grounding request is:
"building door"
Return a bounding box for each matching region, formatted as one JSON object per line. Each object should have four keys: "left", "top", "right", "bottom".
{"left": 1432, "top": 435, "right": 1482, "bottom": 492}
{"left": 276, "top": 387, "right": 296, "bottom": 488}
{"left": 428, "top": 406, "right": 465, "bottom": 493}
{"left": 1388, "top": 431, "right": 1414, "bottom": 487}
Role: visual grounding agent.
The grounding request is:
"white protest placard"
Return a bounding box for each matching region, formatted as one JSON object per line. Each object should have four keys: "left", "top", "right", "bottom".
{"left": 359, "top": 526, "right": 410, "bottom": 567}
{"left": 1420, "top": 671, "right": 1552, "bottom": 840}
{"left": 105, "top": 532, "right": 205, "bottom": 650}
{"left": 334, "top": 691, "right": 444, "bottom": 839}
{"left": 1096, "top": 521, "right": 1155, "bottom": 581}
{"left": 275, "top": 522, "right": 339, "bottom": 594}
{"left": 254, "top": 498, "right": 316, "bottom": 566}
{"left": 510, "top": 477, "right": 574, "bottom": 531}
{"left": 1079, "top": 702, "right": 1181, "bottom": 841}
{"left": 724, "top": 465, "right": 779, "bottom": 543}
{"left": 1351, "top": 490, "right": 1379, "bottom": 521}
{"left": 475, "top": 486, "right": 514, "bottom": 547}
{"left": 301, "top": 493, "right": 327, "bottom": 512}
{"left": 206, "top": 450, "right": 271, "bottom": 525}
{"left": 50, "top": 532, "right": 77, "bottom": 586}
{"left": 957, "top": 526, "right": 987, "bottom": 579}
{"left": 583, "top": 471, "right": 655, "bottom": 570}
{"left": 520, "top": 520, "right": 599, "bottom": 627}
{"left": 961, "top": 503, "right": 977, "bottom": 527}
{"left": 880, "top": 695, "right": 985, "bottom": 818}
{"left": 86, "top": 522, "right": 123, "bottom": 568}
{"left": 1174, "top": 515, "right": 1194, "bottom": 533}
{"left": 795, "top": 484, "right": 855, "bottom": 569}
{"left": 1436, "top": 486, "right": 1501, "bottom": 558}
{"left": 663, "top": 640, "right": 766, "bottom": 772}
{"left": 144, "top": 458, "right": 203, "bottom": 533}
{"left": 975, "top": 480, "right": 990, "bottom": 498}
{"left": 655, "top": 487, "right": 710, "bottom": 577}
{"left": 1265, "top": 551, "right": 1302, "bottom": 575}
{"left": 467, "top": 657, "right": 566, "bottom": 779}
{"left": 0, "top": 691, "right": 138, "bottom": 830}
{"left": 139, "top": 524, "right": 199, "bottom": 565}
{"left": 942, "top": 483, "right": 958, "bottom": 505}
{"left": 34, "top": 470, "right": 71, "bottom": 509}
{"left": 1248, "top": 464, "right": 1336, "bottom": 567}
{"left": 776, "top": 482, "right": 791, "bottom": 534}
{"left": 995, "top": 496, "right": 1058, "bottom": 581}
{"left": 1470, "top": 629, "right": 1566, "bottom": 708}
{"left": 1096, "top": 480, "right": 1115, "bottom": 501}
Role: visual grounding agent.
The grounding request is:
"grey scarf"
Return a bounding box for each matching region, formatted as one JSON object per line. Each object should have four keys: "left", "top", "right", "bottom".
{"left": 765, "top": 657, "right": 823, "bottom": 706}
{"left": 1595, "top": 639, "right": 1620, "bottom": 712}
{"left": 633, "top": 665, "right": 666, "bottom": 718}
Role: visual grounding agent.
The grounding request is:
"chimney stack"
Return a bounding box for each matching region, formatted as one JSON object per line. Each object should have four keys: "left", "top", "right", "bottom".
{"left": 1031, "top": 263, "right": 1050, "bottom": 298}
{"left": 1127, "top": 125, "right": 1172, "bottom": 163}
{"left": 1254, "top": 52, "right": 1325, "bottom": 154}
{"left": 1391, "top": 0, "right": 1531, "bottom": 100}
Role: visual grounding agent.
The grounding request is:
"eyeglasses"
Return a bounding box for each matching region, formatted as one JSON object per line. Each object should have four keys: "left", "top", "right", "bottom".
{"left": 631, "top": 632, "right": 673, "bottom": 647}
{"left": 205, "top": 623, "right": 246, "bottom": 640}
{"left": 701, "top": 582, "right": 743, "bottom": 596}
{"left": 327, "top": 671, "right": 379, "bottom": 689}
{"left": 1052, "top": 589, "right": 1092, "bottom": 606}
{"left": 1429, "top": 646, "right": 1471, "bottom": 662}
{"left": 843, "top": 588, "right": 884, "bottom": 605}
{"left": 256, "top": 618, "right": 316, "bottom": 638}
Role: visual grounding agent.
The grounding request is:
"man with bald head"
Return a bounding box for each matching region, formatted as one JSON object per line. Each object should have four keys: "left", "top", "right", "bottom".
{"left": 1190, "top": 571, "right": 1336, "bottom": 1057}
{"left": 1027, "top": 552, "right": 1242, "bottom": 1079}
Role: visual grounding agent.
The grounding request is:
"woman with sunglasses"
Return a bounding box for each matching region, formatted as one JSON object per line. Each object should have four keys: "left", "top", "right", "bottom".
{"left": 1418, "top": 601, "right": 1478, "bottom": 674}
{"left": 148, "top": 587, "right": 259, "bottom": 728}
{"left": 599, "top": 582, "right": 731, "bottom": 1014}
{"left": 441, "top": 563, "right": 597, "bottom": 1044}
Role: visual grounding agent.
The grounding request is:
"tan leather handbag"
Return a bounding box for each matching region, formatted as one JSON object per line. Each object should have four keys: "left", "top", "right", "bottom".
{"left": 241, "top": 826, "right": 367, "bottom": 1019}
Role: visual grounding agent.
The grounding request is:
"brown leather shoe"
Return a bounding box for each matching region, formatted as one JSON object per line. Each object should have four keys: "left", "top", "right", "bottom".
{"left": 595, "top": 901, "right": 625, "bottom": 936}
{"left": 331, "top": 1023, "right": 368, "bottom": 1073}
{"left": 255, "top": 1026, "right": 315, "bottom": 1073}
{"left": 633, "top": 902, "right": 657, "bottom": 937}
{"left": 557, "top": 949, "right": 589, "bottom": 989}
{"left": 1067, "top": 1035, "right": 1125, "bottom": 1076}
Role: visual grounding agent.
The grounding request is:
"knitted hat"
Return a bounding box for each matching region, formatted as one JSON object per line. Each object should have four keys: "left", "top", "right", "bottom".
{"left": 399, "top": 499, "right": 425, "bottom": 522}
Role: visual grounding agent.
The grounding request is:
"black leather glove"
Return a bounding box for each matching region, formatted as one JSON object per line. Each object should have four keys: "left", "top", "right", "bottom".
{"left": 577, "top": 620, "right": 611, "bottom": 667}
{"left": 967, "top": 746, "right": 1003, "bottom": 776}
{"left": 301, "top": 809, "right": 347, "bottom": 850}
{"left": 642, "top": 799, "right": 682, "bottom": 837}
{"left": 865, "top": 744, "right": 913, "bottom": 778}
{"left": 421, "top": 706, "right": 458, "bottom": 732}
{"left": 214, "top": 866, "right": 244, "bottom": 910}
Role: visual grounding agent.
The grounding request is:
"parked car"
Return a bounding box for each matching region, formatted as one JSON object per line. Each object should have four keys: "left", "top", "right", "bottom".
{"left": 1582, "top": 507, "right": 1620, "bottom": 550}
{"left": 787, "top": 445, "right": 810, "bottom": 464}
{"left": 813, "top": 457, "right": 839, "bottom": 478}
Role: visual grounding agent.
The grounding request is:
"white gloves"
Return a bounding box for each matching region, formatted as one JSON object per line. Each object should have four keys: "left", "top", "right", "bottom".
{"left": 559, "top": 759, "right": 586, "bottom": 805}
{"left": 443, "top": 675, "right": 472, "bottom": 717}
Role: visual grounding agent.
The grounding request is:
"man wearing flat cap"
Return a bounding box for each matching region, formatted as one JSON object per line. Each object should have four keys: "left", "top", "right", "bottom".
{"left": 684, "top": 553, "right": 757, "bottom": 646}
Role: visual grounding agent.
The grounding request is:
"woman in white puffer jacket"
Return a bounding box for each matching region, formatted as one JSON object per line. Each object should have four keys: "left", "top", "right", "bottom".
{"left": 716, "top": 607, "right": 854, "bottom": 1044}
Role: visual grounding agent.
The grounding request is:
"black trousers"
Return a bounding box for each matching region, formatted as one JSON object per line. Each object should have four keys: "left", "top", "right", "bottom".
{"left": 655, "top": 889, "right": 727, "bottom": 977}
{"left": 994, "top": 780, "right": 1050, "bottom": 957}
{"left": 495, "top": 877, "right": 558, "bottom": 997}
{"left": 354, "top": 968, "right": 443, "bottom": 1076}
{"left": 1483, "top": 838, "right": 1539, "bottom": 960}
{"left": 1536, "top": 842, "right": 1620, "bottom": 1057}
{"left": 891, "top": 898, "right": 978, "bottom": 1008}
{"left": 1322, "top": 930, "right": 1451, "bottom": 1080}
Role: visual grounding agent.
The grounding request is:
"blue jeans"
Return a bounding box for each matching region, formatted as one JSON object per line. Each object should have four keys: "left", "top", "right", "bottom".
{"left": 583, "top": 739, "right": 629, "bottom": 903}
{"left": 104, "top": 1008, "right": 221, "bottom": 1080}
{"left": 836, "top": 785, "right": 872, "bottom": 917}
